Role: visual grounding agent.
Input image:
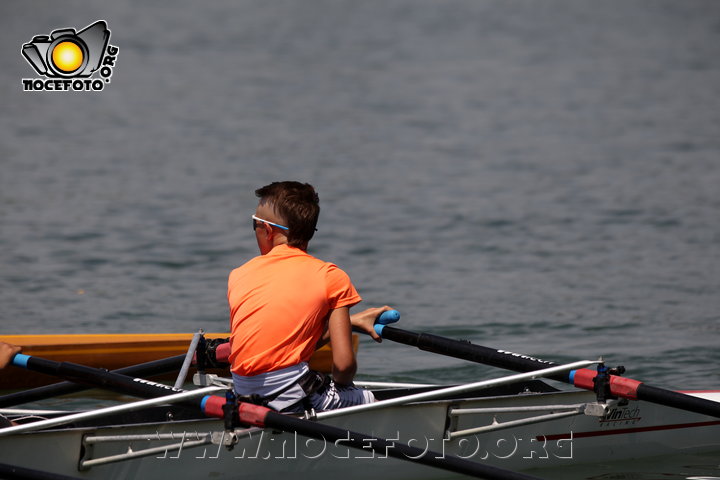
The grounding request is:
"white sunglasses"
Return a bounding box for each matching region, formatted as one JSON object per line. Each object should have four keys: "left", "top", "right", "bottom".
{"left": 251, "top": 214, "right": 289, "bottom": 231}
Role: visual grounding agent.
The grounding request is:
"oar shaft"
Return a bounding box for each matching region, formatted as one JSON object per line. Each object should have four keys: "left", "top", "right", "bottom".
{"left": 0, "top": 354, "right": 186, "bottom": 408}
{"left": 379, "top": 325, "right": 720, "bottom": 419}
{"left": 10, "top": 354, "right": 183, "bottom": 402}
{"left": 267, "top": 411, "right": 541, "bottom": 480}
{"left": 380, "top": 326, "right": 566, "bottom": 380}
{"left": 200, "top": 398, "right": 543, "bottom": 480}
{"left": 636, "top": 384, "right": 720, "bottom": 418}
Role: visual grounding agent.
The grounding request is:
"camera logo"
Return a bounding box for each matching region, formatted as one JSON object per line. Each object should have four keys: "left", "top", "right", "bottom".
{"left": 21, "top": 20, "right": 119, "bottom": 92}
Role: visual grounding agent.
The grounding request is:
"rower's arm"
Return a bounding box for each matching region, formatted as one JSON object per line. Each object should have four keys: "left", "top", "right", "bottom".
{"left": 349, "top": 306, "right": 391, "bottom": 342}
{"left": 0, "top": 342, "right": 21, "bottom": 370}
{"left": 327, "top": 306, "right": 357, "bottom": 386}
{"left": 317, "top": 306, "right": 391, "bottom": 349}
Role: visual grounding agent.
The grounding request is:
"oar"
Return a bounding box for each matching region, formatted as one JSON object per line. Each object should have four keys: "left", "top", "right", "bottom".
{"left": 0, "top": 354, "right": 186, "bottom": 408}
{"left": 372, "top": 311, "right": 720, "bottom": 419}
{"left": 200, "top": 397, "right": 543, "bottom": 480}
{"left": 8, "top": 353, "right": 544, "bottom": 480}
{"left": 9, "top": 353, "right": 187, "bottom": 403}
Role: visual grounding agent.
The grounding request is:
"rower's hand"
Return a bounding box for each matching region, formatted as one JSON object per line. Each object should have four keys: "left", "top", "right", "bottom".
{"left": 350, "top": 306, "right": 393, "bottom": 343}
{"left": 0, "top": 342, "right": 21, "bottom": 369}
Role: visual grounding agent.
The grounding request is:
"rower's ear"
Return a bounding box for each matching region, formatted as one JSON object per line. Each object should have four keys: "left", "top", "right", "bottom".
{"left": 258, "top": 221, "right": 274, "bottom": 239}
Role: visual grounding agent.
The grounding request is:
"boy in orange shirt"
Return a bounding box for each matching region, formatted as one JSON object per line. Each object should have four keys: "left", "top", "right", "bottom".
{"left": 0, "top": 342, "right": 21, "bottom": 370}
{"left": 0, "top": 342, "right": 22, "bottom": 427}
{"left": 228, "top": 181, "right": 390, "bottom": 412}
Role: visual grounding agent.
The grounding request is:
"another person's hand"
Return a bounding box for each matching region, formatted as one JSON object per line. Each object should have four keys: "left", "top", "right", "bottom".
{"left": 350, "top": 306, "right": 394, "bottom": 343}
{"left": 0, "top": 342, "right": 21, "bottom": 370}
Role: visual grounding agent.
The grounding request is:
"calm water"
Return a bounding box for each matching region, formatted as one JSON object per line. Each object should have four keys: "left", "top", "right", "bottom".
{"left": 1, "top": 1, "right": 720, "bottom": 477}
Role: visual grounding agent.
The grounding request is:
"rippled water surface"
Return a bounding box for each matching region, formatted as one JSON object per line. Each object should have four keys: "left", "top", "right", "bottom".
{"left": 1, "top": 1, "right": 720, "bottom": 476}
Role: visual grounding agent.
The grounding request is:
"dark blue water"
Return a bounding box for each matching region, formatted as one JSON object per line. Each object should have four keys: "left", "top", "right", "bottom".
{"left": 1, "top": 3, "right": 720, "bottom": 473}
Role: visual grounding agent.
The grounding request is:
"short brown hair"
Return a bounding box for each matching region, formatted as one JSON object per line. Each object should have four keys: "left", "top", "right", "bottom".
{"left": 255, "top": 181, "right": 319, "bottom": 248}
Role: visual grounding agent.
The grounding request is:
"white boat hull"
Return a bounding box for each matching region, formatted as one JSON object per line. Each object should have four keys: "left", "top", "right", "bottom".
{"left": 2, "top": 386, "right": 720, "bottom": 479}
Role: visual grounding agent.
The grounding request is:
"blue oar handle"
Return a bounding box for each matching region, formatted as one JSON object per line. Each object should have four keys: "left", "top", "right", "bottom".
{"left": 375, "top": 310, "right": 400, "bottom": 337}
{"left": 11, "top": 353, "right": 30, "bottom": 368}
{"left": 351, "top": 310, "right": 401, "bottom": 337}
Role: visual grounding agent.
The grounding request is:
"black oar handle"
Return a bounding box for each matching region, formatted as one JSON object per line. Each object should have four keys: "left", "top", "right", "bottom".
{"left": 374, "top": 310, "right": 567, "bottom": 382}
{"left": 201, "top": 397, "right": 543, "bottom": 480}
{"left": 11, "top": 353, "right": 184, "bottom": 401}
{"left": 382, "top": 326, "right": 569, "bottom": 381}
{"left": 0, "top": 354, "right": 186, "bottom": 408}
{"left": 373, "top": 312, "right": 720, "bottom": 419}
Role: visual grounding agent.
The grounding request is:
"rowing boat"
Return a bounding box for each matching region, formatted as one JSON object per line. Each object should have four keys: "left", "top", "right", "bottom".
{"left": 1, "top": 372, "right": 719, "bottom": 479}
{"left": 0, "top": 333, "right": 354, "bottom": 389}
{"left": 1, "top": 313, "right": 719, "bottom": 479}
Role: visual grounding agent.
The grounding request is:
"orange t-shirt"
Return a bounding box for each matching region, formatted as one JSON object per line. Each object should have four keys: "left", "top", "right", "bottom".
{"left": 228, "top": 244, "right": 361, "bottom": 376}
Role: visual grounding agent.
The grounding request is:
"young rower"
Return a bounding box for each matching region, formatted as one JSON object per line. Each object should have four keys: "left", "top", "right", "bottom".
{"left": 228, "top": 181, "right": 391, "bottom": 413}
{"left": 0, "top": 342, "right": 21, "bottom": 371}
{"left": 0, "top": 342, "right": 22, "bottom": 427}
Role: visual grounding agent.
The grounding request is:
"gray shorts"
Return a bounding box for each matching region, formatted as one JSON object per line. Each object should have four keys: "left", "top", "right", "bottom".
{"left": 305, "top": 381, "right": 376, "bottom": 412}
{"left": 268, "top": 379, "right": 376, "bottom": 413}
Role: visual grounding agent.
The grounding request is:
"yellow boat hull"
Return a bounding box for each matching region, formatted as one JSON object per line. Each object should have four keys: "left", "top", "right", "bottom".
{"left": 0, "top": 333, "right": 356, "bottom": 389}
